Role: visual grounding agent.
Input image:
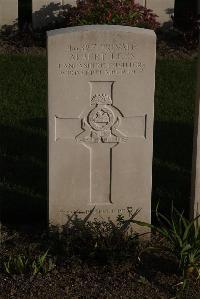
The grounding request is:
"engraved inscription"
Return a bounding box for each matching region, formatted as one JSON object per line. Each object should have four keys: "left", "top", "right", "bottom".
{"left": 66, "top": 43, "right": 137, "bottom": 52}
{"left": 59, "top": 62, "right": 145, "bottom": 77}
{"left": 58, "top": 42, "right": 145, "bottom": 77}
{"left": 62, "top": 206, "right": 134, "bottom": 216}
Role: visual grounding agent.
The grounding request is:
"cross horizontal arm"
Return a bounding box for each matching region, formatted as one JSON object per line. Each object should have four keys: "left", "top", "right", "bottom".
{"left": 119, "top": 115, "right": 147, "bottom": 139}
{"left": 55, "top": 116, "right": 80, "bottom": 141}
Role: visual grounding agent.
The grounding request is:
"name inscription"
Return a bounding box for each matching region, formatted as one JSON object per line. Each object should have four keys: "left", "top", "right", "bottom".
{"left": 58, "top": 43, "right": 145, "bottom": 77}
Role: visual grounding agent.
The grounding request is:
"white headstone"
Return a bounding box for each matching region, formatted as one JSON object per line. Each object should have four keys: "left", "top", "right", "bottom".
{"left": 136, "top": 0, "right": 175, "bottom": 27}
{"left": 135, "top": 0, "right": 146, "bottom": 6}
{"left": 32, "top": 0, "right": 76, "bottom": 29}
{"left": 191, "top": 47, "right": 200, "bottom": 218}
{"left": 146, "top": 0, "right": 175, "bottom": 26}
{"left": 0, "top": 0, "right": 18, "bottom": 29}
{"left": 48, "top": 25, "right": 156, "bottom": 230}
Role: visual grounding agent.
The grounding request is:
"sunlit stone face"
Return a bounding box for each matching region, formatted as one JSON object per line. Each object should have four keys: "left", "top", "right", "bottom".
{"left": 48, "top": 25, "right": 156, "bottom": 232}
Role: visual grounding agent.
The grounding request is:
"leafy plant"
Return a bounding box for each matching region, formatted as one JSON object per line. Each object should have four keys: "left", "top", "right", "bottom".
{"left": 4, "top": 255, "right": 29, "bottom": 276}
{"left": 49, "top": 207, "right": 140, "bottom": 263}
{"left": 3, "top": 250, "right": 55, "bottom": 278}
{"left": 31, "top": 250, "right": 55, "bottom": 277}
{"left": 157, "top": 208, "right": 200, "bottom": 277}
{"left": 153, "top": 206, "right": 200, "bottom": 279}
{"left": 64, "top": 0, "right": 159, "bottom": 30}
{"left": 134, "top": 204, "right": 200, "bottom": 290}
{"left": 89, "top": 209, "right": 140, "bottom": 261}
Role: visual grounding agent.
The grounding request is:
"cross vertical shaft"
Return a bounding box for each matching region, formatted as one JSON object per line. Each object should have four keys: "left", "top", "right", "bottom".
{"left": 88, "top": 143, "right": 114, "bottom": 205}
{"left": 55, "top": 81, "right": 147, "bottom": 207}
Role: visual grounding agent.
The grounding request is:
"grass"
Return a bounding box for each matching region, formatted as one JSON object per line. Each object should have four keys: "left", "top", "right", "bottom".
{"left": 0, "top": 54, "right": 47, "bottom": 225}
{"left": 153, "top": 58, "right": 197, "bottom": 217}
{"left": 0, "top": 53, "right": 197, "bottom": 226}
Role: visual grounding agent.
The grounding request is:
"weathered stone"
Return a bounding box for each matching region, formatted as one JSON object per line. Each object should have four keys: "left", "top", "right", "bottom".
{"left": 136, "top": 0, "right": 175, "bottom": 27}
{"left": 135, "top": 0, "right": 146, "bottom": 6}
{"left": 0, "top": 0, "right": 18, "bottom": 29}
{"left": 146, "top": 0, "right": 175, "bottom": 26}
{"left": 48, "top": 25, "right": 156, "bottom": 230}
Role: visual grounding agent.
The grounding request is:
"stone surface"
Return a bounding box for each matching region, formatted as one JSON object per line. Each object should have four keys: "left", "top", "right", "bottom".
{"left": 191, "top": 47, "right": 200, "bottom": 218}
{"left": 32, "top": 0, "right": 76, "bottom": 29}
{"left": 0, "top": 0, "right": 18, "bottom": 28}
{"left": 136, "top": 0, "right": 175, "bottom": 27}
{"left": 135, "top": 0, "right": 146, "bottom": 6}
{"left": 48, "top": 25, "right": 156, "bottom": 228}
{"left": 147, "top": 0, "right": 175, "bottom": 26}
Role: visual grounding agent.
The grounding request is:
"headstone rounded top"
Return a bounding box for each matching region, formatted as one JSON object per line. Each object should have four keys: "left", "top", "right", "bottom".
{"left": 47, "top": 25, "right": 156, "bottom": 38}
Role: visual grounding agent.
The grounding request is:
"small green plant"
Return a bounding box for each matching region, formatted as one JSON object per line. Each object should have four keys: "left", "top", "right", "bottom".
{"left": 153, "top": 206, "right": 200, "bottom": 280}
{"left": 135, "top": 204, "right": 200, "bottom": 291}
{"left": 50, "top": 207, "right": 140, "bottom": 262}
{"left": 31, "top": 250, "right": 55, "bottom": 277}
{"left": 3, "top": 250, "right": 55, "bottom": 278}
{"left": 4, "top": 255, "right": 29, "bottom": 276}
{"left": 137, "top": 275, "right": 150, "bottom": 286}
{"left": 90, "top": 209, "right": 140, "bottom": 261}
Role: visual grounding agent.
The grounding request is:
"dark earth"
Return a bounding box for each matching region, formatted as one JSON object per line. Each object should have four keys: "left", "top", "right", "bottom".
{"left": 0, "top": 227, "right": 200, "bottom": 299}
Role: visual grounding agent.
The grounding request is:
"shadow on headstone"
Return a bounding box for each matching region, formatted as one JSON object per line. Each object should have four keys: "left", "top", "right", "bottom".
{"left": 18, "top": 0, "right": 32, "bottom": 30}
{"left": 0, "top": 118, "right": 47, "bottom": 228}
{"left": 157, "top": 7, "right": 174, "bottom": 30}
{"left": 32, "top": 2, "right": 74, "bottom": 31}
{"left": 0, "top": 2, "right": 74, "bottom": 37}
{"left": 165, "top": 8, "right": 174, "bottom": 15}
{"left": 160, "top": 20, "right": 173, "bottom": 31}
{"left": 0, "top": 20, "right": 18, "bottom": 36}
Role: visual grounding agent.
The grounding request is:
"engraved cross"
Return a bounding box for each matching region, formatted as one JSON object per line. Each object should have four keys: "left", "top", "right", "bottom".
{"left": 55, "top": 81, "right": 146, "bottom": 205}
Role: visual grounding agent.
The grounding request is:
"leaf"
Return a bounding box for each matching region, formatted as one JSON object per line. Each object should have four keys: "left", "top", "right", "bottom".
{"left": 83, "top": 206, "right": 96, "bottom": 224}
{"left": 39, "top": 250, "right": 49, "bottom": 265}
{"left": 120, "top": 209, "right": 141, "bottom": 233}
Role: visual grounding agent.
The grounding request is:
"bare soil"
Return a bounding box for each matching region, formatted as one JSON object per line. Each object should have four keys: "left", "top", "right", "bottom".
{"left": 0, "top": 228, "right": 200, "bottom": 299}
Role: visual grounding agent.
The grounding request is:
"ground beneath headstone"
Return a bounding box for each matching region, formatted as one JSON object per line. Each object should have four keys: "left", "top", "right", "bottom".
{"left": 0, "top": 228, "right": 200, "bottom": 299}
{"left": 0, "top": 264, "right": 182, "bottom": 299}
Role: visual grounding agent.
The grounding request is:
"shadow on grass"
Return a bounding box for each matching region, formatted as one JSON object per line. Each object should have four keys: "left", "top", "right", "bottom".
{"left": 0, "top": 117, "right": 194, "bottom": 227}
{"left": 0, "top": 118, "right": 47, "bottom": 227}
{"left": 152, "top": 120, "right": 194, "bottom": 220}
